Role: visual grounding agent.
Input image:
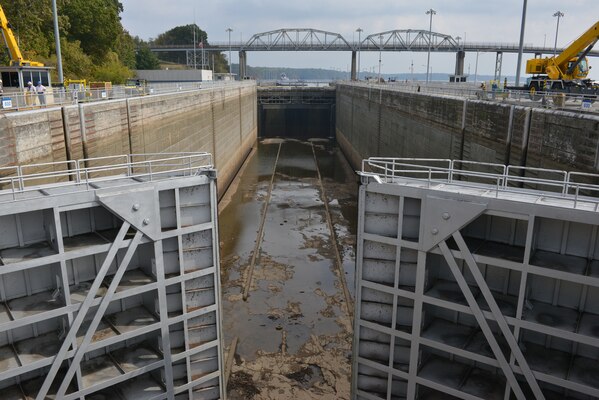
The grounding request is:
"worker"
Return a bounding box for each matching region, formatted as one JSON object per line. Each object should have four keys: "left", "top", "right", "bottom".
{"left": 25, "top": 81, "right": 36, "bottom": 105}
{"left": 503, "top": 77, "right": 508, "bottom": 89}
{"left": 36, "top": 81, "right": 46, "bottom": 105}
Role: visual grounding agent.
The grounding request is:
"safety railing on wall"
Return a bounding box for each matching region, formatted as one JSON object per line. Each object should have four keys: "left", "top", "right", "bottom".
{"left": 0, "top": 80, "right": 254, "bottom": 112}
{"left": 360, "top": 157, "right": 599, "bottom": 210}
{"left": 344, "top": 81, "right": 598, "bottom": 113}
{"left": 0, "top": 152, "right": 213, "bottom": 202}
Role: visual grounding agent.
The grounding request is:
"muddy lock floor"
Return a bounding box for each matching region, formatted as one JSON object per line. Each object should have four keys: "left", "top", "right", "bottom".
{"left": 219, "top": 138, "right": 358, "bottom": 399}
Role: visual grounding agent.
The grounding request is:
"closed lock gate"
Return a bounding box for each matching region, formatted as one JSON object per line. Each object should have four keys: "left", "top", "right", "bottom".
{"left": 353, "top": 158, "right": 599, "bottom": 400}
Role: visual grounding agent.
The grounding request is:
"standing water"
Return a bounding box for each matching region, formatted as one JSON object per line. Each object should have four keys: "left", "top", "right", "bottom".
{"left": 219, "top": 138, "right": 358, "bottom": 399}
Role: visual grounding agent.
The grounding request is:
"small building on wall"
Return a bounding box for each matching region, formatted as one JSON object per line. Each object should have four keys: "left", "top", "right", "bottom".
{"left": 0, "top": 65, "right": 53, "bottom": 92}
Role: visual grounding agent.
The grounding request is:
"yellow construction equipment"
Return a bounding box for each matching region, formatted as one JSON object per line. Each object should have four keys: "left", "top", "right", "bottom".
{"left": 0, "top": 5, "right": 44, "bottom": 67}
{"left": 525, "top": 20, "right": 598, "bottom": 96}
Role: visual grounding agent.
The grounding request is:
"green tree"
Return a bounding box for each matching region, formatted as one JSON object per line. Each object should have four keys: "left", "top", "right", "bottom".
{"left": 115, "top": 30, "right": 136, "bottom": 69}
{"left": 151, "top": 24, "right": 228, "bottom": 71}
{"left": 135, "top": 43, "right": 160, "bottom": 70}
{"left": 61, "top": 0, "right": 123, "bottom": 62}
{"left": 93, "top": 51, "right": 130, "bottom": 83}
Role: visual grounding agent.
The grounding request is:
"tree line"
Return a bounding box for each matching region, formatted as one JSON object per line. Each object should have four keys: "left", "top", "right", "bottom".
{"left": 0, "top": 0, "right": 228, "bottom": 83}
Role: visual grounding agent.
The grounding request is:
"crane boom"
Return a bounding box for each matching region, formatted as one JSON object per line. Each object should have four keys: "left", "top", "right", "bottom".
{"left": 526, "top": 20, "right": 598, "bottom": 82}
{"left": 0, "top": 4, "right": 43, "bottom": 67}
{"left": 553, "top": 21, "right": 599, "bottom": 70}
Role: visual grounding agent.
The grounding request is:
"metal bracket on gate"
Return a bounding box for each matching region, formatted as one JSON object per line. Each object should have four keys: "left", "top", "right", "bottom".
{"left": 420, "top": 195, "right": 487, "bottom": 252}
{"left": 97, "top": 188, "right": 159, "bottom": 240}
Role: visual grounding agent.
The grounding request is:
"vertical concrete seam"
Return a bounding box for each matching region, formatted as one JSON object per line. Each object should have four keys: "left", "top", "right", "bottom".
{"left": 61, "top": 106, "right": 73, "bottom": 163}
{"left": 211, "top": 90, "right": 217, "bottom": 164}
{"left": 458, "top": 98, "right": 468, "bottom": 161}
{"left": 505, "top": 105, "right": 515, "bottom": 165}
{"left": 77, "top": 103, "right": 89, "bottom": 161}
{"left": 125, "top": 98, "right": 133, "bottom": 155}
{"left": 521, "top": 107, "right": 532, "bottom": 169}
{"left": 239, "top": 87, "right": 243, "bottom": 146}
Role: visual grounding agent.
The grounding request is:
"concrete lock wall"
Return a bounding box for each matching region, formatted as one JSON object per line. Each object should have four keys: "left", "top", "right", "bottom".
{"left": 0, "top": 82, "right": 257, "bottom": 196}
{"left": 336, "top": 83, "right": 599, "bottom": 178}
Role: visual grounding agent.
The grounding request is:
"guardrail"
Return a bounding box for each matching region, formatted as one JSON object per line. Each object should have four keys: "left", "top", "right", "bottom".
{"left": 0, "top": 152, "right": 213, "bottom": 203}
{"left": 360, "top": 157, "right": 599, "bottom": 210}
{"left": 345, "top": 81, "right": 598, "bottom": 113}
{"left": 0, "top": 80, "right": 254, "bottom": 113}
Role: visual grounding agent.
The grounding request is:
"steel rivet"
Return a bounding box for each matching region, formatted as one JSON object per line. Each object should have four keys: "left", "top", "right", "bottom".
{"left": 431, "top": 228, "right": 439, "bottom": 235}
{"left": 442, "top": 212, "right": 450, "bottom": 220}
{"left": 132, "top": 203, "right": 140, "bottom": 211}
{"left": 143, "top": 218, "right": 150, "bottom": 225}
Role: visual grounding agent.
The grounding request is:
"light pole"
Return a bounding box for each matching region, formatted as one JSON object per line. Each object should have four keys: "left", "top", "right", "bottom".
{"left": 425, "top": 8, "right": 436, "bottom": 84}
{"left": 553, "top": 11, "right": 564, "bottom": 56}
{"left": 226, "top": 27, "right": 233, "bottom": 77}
{"left": 51, "top": 0, "right": 63, "bottom": 84}
{"left": 456, "top": 36, "right": 461, "bottom": 48}
{"left": 356, "top": 28, "right": 363, "bottom": 80}
{"left": 378, "top": 34, "right": 383, "bottom": 83}
{"left": 515, "top": 0, "right": 527, "bottom": 86}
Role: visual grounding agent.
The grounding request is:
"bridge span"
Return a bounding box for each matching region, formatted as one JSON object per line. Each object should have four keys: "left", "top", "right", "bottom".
{"left": 150, "top": 27, "right": 599, "bottom": 80}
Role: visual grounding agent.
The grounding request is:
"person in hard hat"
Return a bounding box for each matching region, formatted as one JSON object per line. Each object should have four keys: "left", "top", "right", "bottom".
{"left": 25, "top": 81, "right": 36, "bottom": 105}
{"left": 36, "top": 81, "right": 46, "bottom": 105}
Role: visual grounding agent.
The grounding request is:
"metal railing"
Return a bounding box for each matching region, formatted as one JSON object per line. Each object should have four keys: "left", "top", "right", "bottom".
{"left": 343, "top": 81, "right": 598, "bottom": 113}
{"left": 0, "top": 80, "right": 253, "bottom": 112}
{"left": 361, "top": 157, "right": 599, "bottom": 210}
{"left": 0, "top": 152, "right": 213, "bottom": 203}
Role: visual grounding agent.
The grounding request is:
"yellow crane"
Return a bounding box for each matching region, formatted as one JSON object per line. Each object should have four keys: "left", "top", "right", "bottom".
{"left": 0, "top": 4, "right": 44, "bottom": 67}
{"left": 525, "top": 20, "right": 598, "bottom": 95}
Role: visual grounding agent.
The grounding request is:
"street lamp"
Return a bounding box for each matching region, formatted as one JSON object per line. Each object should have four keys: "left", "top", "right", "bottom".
{"left": 51, "top": 0, "right": 63, "bottom": 84}
{"left": 553, "top": 11, "right": 564, "bottom": 56}
{"left": 356, "top": 28, "right": 363, "bottom": 80}
{"left": 226, "top": 27, "right": 233, "bottom": 77}
{"left": 378, "top": 34, "right": 383, "bottom": 83}
{"left": 515, "top": 0, "right": 527, "bottom": 86}
{"left": 425, "top": 8, "right": 436, "bottom": 84}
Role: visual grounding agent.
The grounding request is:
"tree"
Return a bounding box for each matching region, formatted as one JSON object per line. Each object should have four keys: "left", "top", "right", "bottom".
{"left": 135, "top": 43, "right": 160, "bottom": 70}
{"left": 93, "top": 51, "right": 130, "bottom": 83}
{"left": 153, "top": 24, "right": 207, "bottom": 46}
{"left": 115, "top": 31, "right": 137, "bottom": 69}
{"left": 61, "top": 0, "right": 123, "bottom": 62}
{"left": 151, "top": 24, "right": 228, "bottom": 71}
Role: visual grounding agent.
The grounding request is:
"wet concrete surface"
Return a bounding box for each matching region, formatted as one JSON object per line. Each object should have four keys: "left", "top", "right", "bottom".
{"left": 219, "top": 138, "right": 358, "bottom": 399}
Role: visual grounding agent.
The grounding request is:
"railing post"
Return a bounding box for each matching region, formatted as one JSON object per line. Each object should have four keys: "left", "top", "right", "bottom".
{"left": 17, "top": 166, "right": 24, "bottom": 191}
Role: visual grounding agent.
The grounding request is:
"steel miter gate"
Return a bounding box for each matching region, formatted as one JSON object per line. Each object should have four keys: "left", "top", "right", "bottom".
{"left": 0, "top": 153, "right": 224, "bottom": 399}
{"left": 353, "top": 158, "right": 599, "bottom": 400}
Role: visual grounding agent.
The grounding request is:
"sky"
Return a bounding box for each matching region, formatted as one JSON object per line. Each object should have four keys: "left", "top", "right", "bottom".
{"left": 121, "top": 0, "right": 599, "bottom": 80}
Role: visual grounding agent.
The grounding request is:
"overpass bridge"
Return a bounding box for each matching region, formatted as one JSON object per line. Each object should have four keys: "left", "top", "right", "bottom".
{"left": 149, "top": 28, "right": 599, "bottom": 80}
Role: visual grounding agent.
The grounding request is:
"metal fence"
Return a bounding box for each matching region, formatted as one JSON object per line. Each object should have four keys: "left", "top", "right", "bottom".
{"left": 345, "top": 81, "right": 598, "bottom": 113}
{"left": 0, "top": 152, "right": 213, "bottom": 203}
{"left": 0, "top": 80, "right": 253, "bottom": 112}
{"left": 361, "top": 157, "right": 599, "bottom": 210}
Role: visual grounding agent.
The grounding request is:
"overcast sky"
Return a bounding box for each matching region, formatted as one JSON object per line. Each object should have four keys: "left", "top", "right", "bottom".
{"left": 121, "top": 0, "right": 599, "bottom": 80}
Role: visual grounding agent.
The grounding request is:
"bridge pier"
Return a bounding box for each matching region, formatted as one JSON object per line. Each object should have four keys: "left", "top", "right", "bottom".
{"left": 450, "top": 50, "right": 466, "bottom": 82}
{"left": 239, "top": 50, "right": 247, "bottom": 79}
{"left": 351, "top": 51, "right": 357, "bottom": 81}
{"left": 494, "top": 51, "right": 503, "bottom": 82}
